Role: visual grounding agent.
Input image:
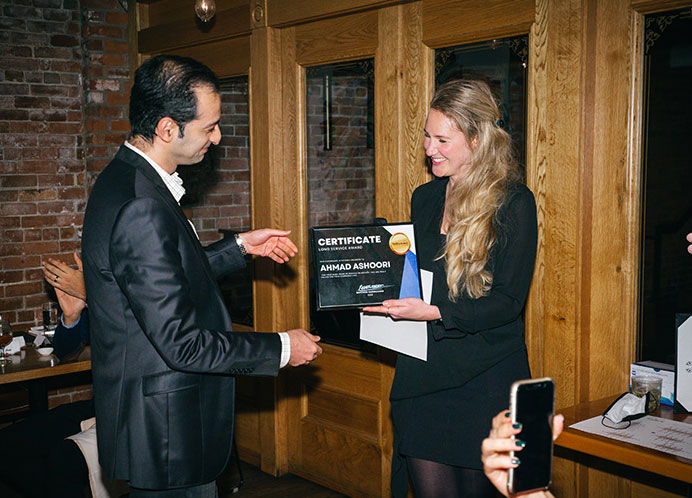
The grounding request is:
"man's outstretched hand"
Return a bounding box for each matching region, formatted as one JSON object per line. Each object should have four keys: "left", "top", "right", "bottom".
{"left": 240, "top": 229, "right": 298, "bottom": 263}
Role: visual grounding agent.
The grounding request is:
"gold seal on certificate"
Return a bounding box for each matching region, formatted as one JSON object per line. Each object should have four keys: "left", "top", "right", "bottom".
{"left": 311, "top": 223, "right": 422, "bottom": 310}
{"left": 389, "top": 233, "right": 411, "bottom": 255}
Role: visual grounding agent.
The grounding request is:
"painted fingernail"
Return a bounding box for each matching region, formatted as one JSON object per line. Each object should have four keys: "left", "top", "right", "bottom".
{"left": 504, "top": 412, "right": 511, "bottom": 418}
{"left": 515, "top": 440, "right": 526, "bottom": 448}
{"left": 511, "top": 458, "right": 521, "bottom": 465}
{"left": 512, "top": 423, "right": 522, "bottom": 430}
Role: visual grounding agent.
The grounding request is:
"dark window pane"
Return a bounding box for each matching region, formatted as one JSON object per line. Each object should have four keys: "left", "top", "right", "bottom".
{"left": 306, "top": 59, "right": 376, "bottom": 351}
{"left": 436, "top": 36, "right": 528, "bottom": 173}
{"left": 639, "top": 8, "right": 692, "bottom": 364}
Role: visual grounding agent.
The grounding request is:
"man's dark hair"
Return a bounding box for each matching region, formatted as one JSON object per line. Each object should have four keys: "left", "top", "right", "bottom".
{"left": 129, "top": 55, "right": 220, "bottom": 141}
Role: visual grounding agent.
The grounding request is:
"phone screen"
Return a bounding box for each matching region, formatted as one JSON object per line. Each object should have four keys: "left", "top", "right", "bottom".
{"left": 509, "top": 378, "right": 555, "bottom": 494}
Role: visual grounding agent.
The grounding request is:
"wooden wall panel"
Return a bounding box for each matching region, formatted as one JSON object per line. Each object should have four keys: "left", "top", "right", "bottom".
{"left": 375, "top": 3, "right": 432, "bottom": 223}
{"left": 145, "top": 0, "right": 249, "bottom": 26}
{"left": 293, "top": 11, "right": 378, "bottom": 66}
{"left": 422, "top": 0, "right": 534, "bottom": 47}
{"left": 298, "top": 422, "right": 383, "bottom": 496}
{"left": 632, "top": 482, "right": 690, "bottom": 498}
{"left": 525, "top": 0, "right": 583, "bottom": 493}
{"left": 285, "top": 345, "right": 391, "bottom": 497}
{"left": 584, "top": 0, "right": 636, "bottom": 400}
{"left": 266, "top": 0, "right": 405, "bottom": 27}
{"left": 156, "top": 37, "right": 251, "bottom": 79}
{"left": 579, "top": 1, "right": 644, "bottom": 495}
{"left": 234, "top": 377, "right": 263, "bottom": 465}
{"left": 304, "top": 387, "right": 380, "bottom": 439}
{"left": 277, "top": 25, "right": 306, "bottom": 479}
{"left": 527, "top": 0, "right": 582, "bottom": 407}
{"left": 138, "top": 4, "right": 251, "bottom": 53}
{"left": 249, "top": 25, "right": 295, "bottom": 475}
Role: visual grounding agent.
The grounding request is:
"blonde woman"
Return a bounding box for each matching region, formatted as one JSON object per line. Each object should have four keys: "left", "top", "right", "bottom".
{"left": 365, "top": 80, "right": 537, "bottom": 497}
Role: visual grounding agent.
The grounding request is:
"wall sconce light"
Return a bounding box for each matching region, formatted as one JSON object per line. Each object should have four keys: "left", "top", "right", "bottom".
{"left": 195, "top": 0, "right": 216, "bottom": 22}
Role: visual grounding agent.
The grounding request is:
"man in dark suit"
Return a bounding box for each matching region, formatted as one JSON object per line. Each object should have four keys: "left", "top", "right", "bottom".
{"left": 82, "top": 55, "right": 322, "bottom": 497}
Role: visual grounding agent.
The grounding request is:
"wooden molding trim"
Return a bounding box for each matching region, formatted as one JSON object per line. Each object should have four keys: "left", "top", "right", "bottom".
{"left": 630, "top": 0, "right": 692, "bottom": 14}
{"left": 293, "top": 10, "right": 378, "bottom": 66}
{"left": 422, "top": 0, "right": 533, "bottom": 47}
{"left": 266, "top": 0, "right": 410, "bottom": 27}
{"left": 138, "top": 4, "right": 252, "bottom": 54}
{"left": 152, "top": 36, "right": 250, "bottom": 79}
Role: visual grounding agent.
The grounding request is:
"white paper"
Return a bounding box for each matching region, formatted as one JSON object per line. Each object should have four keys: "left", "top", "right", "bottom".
{"left": 28, "top": 325, "right": 55, "bottom": 337}
{"left": 569, "top": 415, "right": 692, "bottom": 461}
{"left": 677, "top": 316, "right": 692, "bottom": 411}
{"left": 359, "top": 270, "right": 432, "bottom": 360}
{"left": 4, "top": 335, "right": 25, "bottom": 355}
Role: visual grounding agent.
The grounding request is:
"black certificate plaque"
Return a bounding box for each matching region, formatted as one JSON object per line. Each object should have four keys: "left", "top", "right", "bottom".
{"left": 311, "top": 223, "right": 422, "bottom": 310}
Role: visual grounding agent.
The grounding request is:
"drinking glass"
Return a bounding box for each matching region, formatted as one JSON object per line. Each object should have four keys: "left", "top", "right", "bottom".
{"left": 631, "top": 374, "right": 662, "bottom": 413}
{"left": 0, "top": 315, "right": 12, "bottom": 365}
{"left": 42, "top": 302, "right": 59, "bottom": 332}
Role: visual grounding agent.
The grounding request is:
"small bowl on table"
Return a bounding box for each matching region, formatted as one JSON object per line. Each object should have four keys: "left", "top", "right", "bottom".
{"left": 37, "top": 347, "right": 54, "bottom": 356}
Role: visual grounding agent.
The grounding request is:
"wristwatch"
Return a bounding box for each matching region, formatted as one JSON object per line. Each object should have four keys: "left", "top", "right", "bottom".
{"left": 234, "top": 233, "right": 248, "bottom": 256}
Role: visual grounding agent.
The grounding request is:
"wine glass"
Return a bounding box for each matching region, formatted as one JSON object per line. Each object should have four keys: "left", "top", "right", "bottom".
{"left": 0, "top": 315, "right": 12, "bottom": 365}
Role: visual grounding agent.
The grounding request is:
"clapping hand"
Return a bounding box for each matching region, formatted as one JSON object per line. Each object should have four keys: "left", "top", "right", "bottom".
{"left": 43, "top": 252, "right": 86, "bottom": 326}
{"left": 43, "top": 252, "right": 86, "bottom": 301}
{"left": 239, "top": 229, "right": 298, "bottom": 263}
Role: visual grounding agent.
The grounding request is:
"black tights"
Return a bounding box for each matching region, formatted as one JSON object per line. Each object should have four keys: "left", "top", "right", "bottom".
{"left": 406, "top": 457, "right": 498, "bottom": 498}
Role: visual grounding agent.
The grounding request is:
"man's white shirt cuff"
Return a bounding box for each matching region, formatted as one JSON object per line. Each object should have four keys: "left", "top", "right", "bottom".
{"left": 278, "top": 332, "right": 290, "bottom": 368}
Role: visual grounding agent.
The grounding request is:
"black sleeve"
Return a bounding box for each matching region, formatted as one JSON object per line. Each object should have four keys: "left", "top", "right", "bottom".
{"left": 433, "top": 186, "right": 538, "bottom": 337}
{"left": 204, "top": 235, "right": 246, "bottom": 279}
{"left": 52, "top": 309, "right": 89, "bottom": 360}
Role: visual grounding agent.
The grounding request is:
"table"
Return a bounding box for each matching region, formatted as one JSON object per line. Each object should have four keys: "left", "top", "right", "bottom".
{"left": 0, "top": 343, "right": 91, "bottom": 413}
{"left": 555, "top": 396, "right": 692, "bottom": 485}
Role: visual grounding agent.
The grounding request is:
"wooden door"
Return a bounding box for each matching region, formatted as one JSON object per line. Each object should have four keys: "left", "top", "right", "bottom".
{"left": 250, "top": 4, "right": 430, "bottom": 496}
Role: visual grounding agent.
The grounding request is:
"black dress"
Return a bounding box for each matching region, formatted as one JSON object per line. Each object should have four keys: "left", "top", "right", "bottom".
{"left": 389, "top": 178, "right": 537, "bottom": 496}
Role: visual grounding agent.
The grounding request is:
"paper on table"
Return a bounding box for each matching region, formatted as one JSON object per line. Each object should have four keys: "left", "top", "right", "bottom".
{"left": 28, "top": 326, "right": 55, "bottom": 337}
{"left": 359, "top": 269, "right": 432, "bottom": 361}
{"left": 569, "top": 415, "right": 692, "bottom": 461}
{"left": 5, "top": 335, "right": 25, "bottom": 355}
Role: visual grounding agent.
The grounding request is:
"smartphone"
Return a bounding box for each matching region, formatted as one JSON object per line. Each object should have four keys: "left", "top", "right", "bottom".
{"left": 507, "top": 377, "right": 555, "bottom": 496}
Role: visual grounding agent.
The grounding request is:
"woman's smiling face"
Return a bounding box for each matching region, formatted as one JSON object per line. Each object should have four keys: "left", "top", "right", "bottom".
{"left": 423, "top": 108, "right": 476, "bottom": 184}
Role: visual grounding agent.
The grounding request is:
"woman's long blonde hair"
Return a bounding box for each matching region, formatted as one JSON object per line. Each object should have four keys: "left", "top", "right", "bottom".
{"left": 430, "top": 80, "right": 521, "bottom": 300}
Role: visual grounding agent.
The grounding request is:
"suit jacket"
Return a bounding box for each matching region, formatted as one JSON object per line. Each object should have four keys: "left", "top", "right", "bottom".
{"left": 82, "top": 145, "right": 282, "bottom": 490}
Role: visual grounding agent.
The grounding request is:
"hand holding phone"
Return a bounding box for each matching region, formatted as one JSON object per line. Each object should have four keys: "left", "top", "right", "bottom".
{"left": 507, "top": 377, "right": 556, "bottom": 495}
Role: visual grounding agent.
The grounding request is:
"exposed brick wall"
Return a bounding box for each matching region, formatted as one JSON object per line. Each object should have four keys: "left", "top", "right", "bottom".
{"left": 0, "top": 0, "right": 130, "bottom": 406}
{"left": 82, "top": 0, "right": 131, "bottom": 187}
{"left": 0, "top": 0, "right": 129, "bottom": 334}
